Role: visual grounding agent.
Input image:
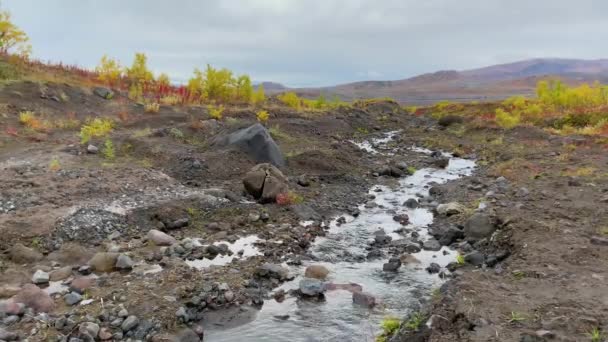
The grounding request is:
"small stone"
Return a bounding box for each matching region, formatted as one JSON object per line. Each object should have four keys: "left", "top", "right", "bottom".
{"left": 590, "top": 236, "right": 608, "bottom": 246}
{"left": 78, "top": 265, "right": 92, "bottom": 275}
{"left": 147, "top": 229, "right": 177, "bottom": 246}
{"left": 176, "top": 307, "right": 189, "bottom": 322}
{"left": 304, "top": 265, "right": 330, "bottom": 280}
{"left": 70, "top": 276, "right": 94, "bottom": 294}
{"left": 436, "top": 202, "right": 465, "bottom": 216}
{"left": 426, "top": 263, "right": 441, "bottom": 274}
{"left": 0, "top": 327, "right": 19, "bottom": 341}
{"left": 121, "top": 315, "right": 139, "bottom": 332}
{"left": 535, "top": 330, "right": 555, "bottom": 339}
{"left": 224, "top": 291, "right": 235, "bottom": 302}
{"left": 118, "top": 308, "right": 129, "bottom": 317}
{"left": 464, "top": 251, "right": 485, "bottom": 266}
{"left": 87, "top": 144, "right": 99, "bottom": 154}
{"left": 9, "top": 243, "right": 43, "bottom": 264}
{"left": 403, "top": 198, "right": 419, "bottom": 208}
{"left": 382, "top": 257, "right": 402, "bottom": 272}
{"left": 0, "top": 300, "right": 25, "bottom": 315}
{"left": 115, "top": 254, "right": 134, "bottom": 270}
{"left": 50, "top": 266, "right": 73, "bottom": 281}
{"left": 32, "top": 270, "right": 50, "bottom": 284}
{"left": 299, "top": 278, "right": 326, "bottom": 296}
{"left": 79, "top": 322, "right": 100, "bottom": 338}
{"left": 88, "top": 252, "right": 119, "bottom": 272}
{"left": 422, "top": 239, "right": 441, "bottom": 251}
{"left": 248, "top": 213, "right": 260, "bottom": 222}
{"left": 64, "top": 292, "right": 83, "bottom": 306}
{"left": 352, "top": 292, "right": 376, "bottom": 308}
{"left": 98, "top": 327, "right": 113, "bottom": 340}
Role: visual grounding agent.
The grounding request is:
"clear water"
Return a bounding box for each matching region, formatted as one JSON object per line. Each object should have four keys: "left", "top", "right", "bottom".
{"left": 204, "top": 135, "right": 475, "bottom": 341}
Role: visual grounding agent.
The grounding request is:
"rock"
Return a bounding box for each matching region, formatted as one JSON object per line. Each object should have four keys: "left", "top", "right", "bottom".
{"left": 0, "top": 327, "right": 19, "bottom": 341}
{"left": 224, "top": 291, "right": 235, "bottom": 302}
{"left": 422, "top": 239, "right": 441, "bottom": 251}
{"left": 383, "top": 257, "right": 402, "bottom": 272}
{"left": 304, "top": 265, "right": 330, "bottom": 280}
{"left": 86, "top": 144, "right": 99, "bottom": 154}
{"left": 215, "top": 123, "right": 285, "bottom": 167}
{"left": 256, "top": 263, "right": 289, "bottom": 280}
{"left": 88, "top": 252, "right": 119, "bottom": 272}
{"left": 403, "top": 198, "right": 419, "bottom": 209}
{"left": 32, "top": 270, "right": 50, "bottom": 284}
{"left": 290, "top": 204, "right": 321, "bottom": 221}
{"left": 400, "top": 254, "right": 421, "bottom": 264}
{"left": 463, "top": 213, "right": 496, "bottom": 241}
{"left": 70, "top": 276, "right": 94, "bottom": 294}
{"left": 590, "top": 236, "right": 608, "bottom": 246}
{"left": 133, "top": 319, "right": 154, "bottom": 339}
{"left": 379, "top": 166, "right": 403, "bottom": 178}
{"left": 147, "top": 230, "right": 177, "bottom": 246}
{"left": 438, "top": 115, "right": 464, "bottom": 127}
{"left": 175, "top": 328, "right": 202, "bottom": 342}
{"left": 243, "top": 163, "right": 289, "bottom": 203}
{"left": 118, "top": 308, "right": 129, "bottom": 317}
{"left": 79, "top": 322, "right": 100, "bottom": 338}
{"left": 121, "top": 315, "right": 139, "bottom": 332}
{"left": 9, "top": 243, "right": 43, "bottom": 264}
{"left": 115, "top": 254, "right": 134, "bottom": 270}
{"left": 297, "top": 175, "right": 311, "bottom": 187}
{"left": 98, "top": 327, "right": 113, "bottom": 340}
{"left": 464, "top": 251, "right": 485, "bottom": 266}
{"left": 299, "top": 278, "right": 326, "bottom": 296}
{"left": 165, "top": 217, "right": 189, "bottom": 230}
{"left": 176, "top": 307, "right": 189, "bottom": 323}
{"left": 426, "top": 263, "right": 441, "bottom": 274}
{"left": 0, "top": 285, "right": 21, "bottom": 299}
{"left": 352, "top": 292, "right": 376, "bottom": 308}
{"left": 433, "top": 158, "right": 450, "bottom": 168}
{"left": 64, "top": 292, "right": 83, "bottom": 305}
{"left": 392, "top": 214, "right": 410, "bottom": 225}
{"left": 436, "top": 202, "right": 465, "bottom": 216}
{"left": 93, "top": 87, "right": 114, "bottom": 100}
{"left": 50, "top": 266, "right": 73, "bottom": 281}
{"left": 433, "top": 226, "right": 464, "bottom": 246}
{"left": 13, "top": 284, "right": 54, "bottom": 312}
{"left": 0, "top": 300, "right": 25, "bottom": 315}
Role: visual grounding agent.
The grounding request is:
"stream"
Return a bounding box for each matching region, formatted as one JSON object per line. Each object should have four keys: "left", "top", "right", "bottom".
{"left": 204, "top": 133, "right": 475, "bottom": 341}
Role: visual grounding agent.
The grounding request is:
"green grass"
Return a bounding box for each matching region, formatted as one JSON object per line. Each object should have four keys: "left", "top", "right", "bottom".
{"left": 508, "top": 311, "right": 526, "bottom": 323}
{"left": 376, "top": 316, "right": 401, "bottom": 342}
{"left": 404, "top": 312, "right": 425, "bottom": 331}
{"left": 588, "top": 327, "right": 603, "bottom": 342}
{"left": 456, "top": 253, "right": 465, "bottom": 265}
{"left": 269, "top": 125, "right": 294, "bottom": 142}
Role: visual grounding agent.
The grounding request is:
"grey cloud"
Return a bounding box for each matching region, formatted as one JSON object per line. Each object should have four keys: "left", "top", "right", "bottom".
{"left": 4, "top": 0, "right": 608, "bottom": 87}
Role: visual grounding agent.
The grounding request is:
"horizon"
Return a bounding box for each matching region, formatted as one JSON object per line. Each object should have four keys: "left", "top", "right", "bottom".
{"left": 4, "top": 0, "right": 608, "bottom": 87}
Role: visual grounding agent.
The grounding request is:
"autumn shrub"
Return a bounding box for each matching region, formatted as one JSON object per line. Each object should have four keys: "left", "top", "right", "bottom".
{"left": 276, "top": 191, "right": 304, "bottom": 205}
{"left": 495, "top": 108, "right": 520, "bottom": 129}
{"left": 278, "top": 92, "right": 301, "bottom": 110}
{"left": 160, "top": 95, "right": 180, "bottom": 105}
{"left": 79, "top": 117, "right": 114, "bottom": 144}
{"left": 144, "top": 102, "right": 160, "bottom": 113}
{"left": 19, "top": 111, "right": 47, "bottom": 131}
{"left": 102, "top": 139, "right": 115, "bottom": 160}
{"left": 208, "top": 105, "right": 224, "bottom": 120}
{"left": 256, "top": 110, "right": 269, "bottom": 123}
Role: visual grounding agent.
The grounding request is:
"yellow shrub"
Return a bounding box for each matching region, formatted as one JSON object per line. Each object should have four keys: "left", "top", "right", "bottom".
{"left": 208, "top": 105, "right": 224, "bottom": 120}
{"left": 19, "top": 111, "right": 46, "bottom": 131}
{"left": 160, "top": 95, "right": 180, "bottom": 105}
{"left": 79, "top": 118, "right": 114, "bottom": 144}
{"left": 144, "top": 102, "right": 160, "bottom": 113}
{"left": 256, "top": 110, "right": 269, "bottom": 123}
{"left": 278, "top": 92, "right": 301, "bottom": 110}
{"left": 495, "top": 108, "right": 520, "bottom": 129}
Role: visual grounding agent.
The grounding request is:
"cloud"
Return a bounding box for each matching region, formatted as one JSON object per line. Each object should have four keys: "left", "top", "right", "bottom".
{"left": 4, "top": 0, "right": 608, "bottom": 86}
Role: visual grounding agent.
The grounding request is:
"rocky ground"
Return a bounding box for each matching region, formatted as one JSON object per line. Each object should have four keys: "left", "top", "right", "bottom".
{"left": 0, "top": 80, "right": 607, "bottom": 341}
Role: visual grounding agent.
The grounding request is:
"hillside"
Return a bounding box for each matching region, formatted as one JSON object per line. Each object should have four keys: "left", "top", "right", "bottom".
{"left": 274, "top": 58, "right": 608, "bottom": 103}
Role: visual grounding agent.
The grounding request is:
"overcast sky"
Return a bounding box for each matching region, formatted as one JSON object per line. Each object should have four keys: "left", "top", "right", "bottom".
{"left": 4, "top": 0, "right": 608, "bottom": 87}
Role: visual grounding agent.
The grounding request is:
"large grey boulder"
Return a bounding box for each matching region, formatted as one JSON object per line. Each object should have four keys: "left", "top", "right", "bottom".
{"left": 464, "top": 213, "right": 496, "bottom": 241}
{"left": 215, "top": 123, "right": 285, "bottom": 167}
{"left": 243, "top": 163, "right": 289, "bottom": 203}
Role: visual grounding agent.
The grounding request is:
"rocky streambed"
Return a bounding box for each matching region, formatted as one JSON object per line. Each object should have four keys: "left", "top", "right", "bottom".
{"left": 202, "top": 133, "right": 476, "bottom": 341}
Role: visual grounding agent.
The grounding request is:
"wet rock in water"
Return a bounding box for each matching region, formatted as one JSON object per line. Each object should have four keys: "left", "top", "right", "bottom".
{"left": 325, "top": 283, "right": 363, "bottom": 293}
{"left": 64, "top": 292, "right": 83, "bottom": 306}
{"left": 433, "top": 157, "right": 450, "bottom": 169}
{"left": 464, "top": 251, "right": 485, "bottom": 266}
{"left": 299, "top": 278, "right": 326, "bottom": 296}
{"left": 352, "top": 292, "right": 376, "bottom": 308}
{"left": 88, "top": 252, "right": 119, "bottom": 272}
{"left": 115, "top": 254, "right": 134, "bottom": 270}
{"left": 256, "top": 263, "right": 290, "bottom": 280}
{"left": 13, "top": 284, "right": 54, "bottom": 312}
{"left": 383, "top": 257, "right": 402, "bottom": 272}
{"left": 93, "top": 87, "right": 114, "bottom": 100}
{"left": 400, "top": 254, "right": 421, "bottom": 264}
{"left": 304, "top": 265, "right": 330, "bottom": 280}
{"left": 243, "top": 163, "right": 289, "bottom": 203}
{"left": 426, "top": 263, "right": 441, "bottom": 274}
{"left": 373, "top": 230, "right": 392, "bottom": 245}
{"left": 464, "top": 213, "right": 496, "bottom": 242}
{"left": 215, "top": 123, "right": 285, "bottom": 167}
{"left": 403, "top": 198, "right": 419, "bottom": 209}
{"left": 50, "top": 266, "right": 73, "bottom": 281}
{"left": 392, "top": 214, "right": 410, "bottom": 225}
{"left": 32, "top": 270, "right": 50, "bottom": 284}
{"left": 9, "top": 243, "right": 43, "bottom": 264}
{"left": 147, "top": 229, "right": 177, "bottom": 246}
{"left": 436, "top": 202, "right": 465, "bottom": 216}
{"left": 121, "top": 315, "right": 139, "bottom": 332}
{"left": 422, "top": 238, "right": 441, "bottom": 251}
{"left": 431, "top": 225, "right": 464, "bottom": 246}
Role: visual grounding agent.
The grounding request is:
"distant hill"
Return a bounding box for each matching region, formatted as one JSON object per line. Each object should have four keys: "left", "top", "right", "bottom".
{"left": 255, "top": 81, "right": 287, "bottom": 91}
{"left": 267, "top": 58, "right": 608, "bottom": 104}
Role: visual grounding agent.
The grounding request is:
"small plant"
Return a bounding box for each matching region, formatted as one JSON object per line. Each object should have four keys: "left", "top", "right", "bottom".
{"left": 160, "top": 95, "right": 180, "bottom": 106}
{"left": 495, "top": 108, "right": 521, "bottom": 129}
{"left": 376, "top": 316, "right": 401, "bottom": 342}
{"left": 277, "top": 92, "right": 301, "bottom": 110}
{"left": 79, "top": 118, "right": 114, "bottom": 144}
{"left": 512, "top": 270, "right": 526, "bottom": 280}
{"left": 19, "top": 111, "right": 45, "bottom": 131}
{"left": 269, "top": 125, "right": 293, "bottom": 142}
{"left": 49, "top": 157, "right": 61, "bottom": 171}
{"left": 132, "top": 127, "right": 152, "bottom": 138}
{"left": 102, "top": 139, "right": 115, "bottom": 160}
{"left": 256, "top": 110, "right": 269, "bottom": 123}
{"left": 456, "top": 253, "right": 465, "bottom": 265}
{"left": 30, "top": 237, "right": 43, "bottom": 249}
{"left": 169, "top": 127, "right": 184, "bottom": 140}
{"left": 404, "top": 312, "right": 425, "bottom": 331}
{"left": 407, "top": 166, "right": 417, "bottom": 175}
{"left": 356, "top": 127, "right": 369, "bottom": 135}
{"left": 117, "top": 111, "right": 130, "bottom": 123}
{"left": 588, "top": 327, "right": 603, "bottom": 342}
{"left": 208, "top": 105, "right": 224, "bottom": 120}
{"left": 508, "top": 311, "right": 526, "bottom": 323}
{"left": 144, "top": 102, "right": 160, "bottom": 113}
{"left": 276, "top": 191, "right": 304, "bottom": 205}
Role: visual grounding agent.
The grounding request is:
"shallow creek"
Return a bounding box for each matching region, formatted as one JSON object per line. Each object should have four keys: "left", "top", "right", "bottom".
{"left": 205, "top": 133, "right": 475, "bottom": 341}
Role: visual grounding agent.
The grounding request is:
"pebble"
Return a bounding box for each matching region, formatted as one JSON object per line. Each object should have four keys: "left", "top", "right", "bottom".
{"left": 64, "top": 292, "right": 83, "bottom": 306}
{"left": 121, "top": 315, "right": 139, "bottom": 332}
{"left": 32, "top": 270, "right": 50, "bottom": 284}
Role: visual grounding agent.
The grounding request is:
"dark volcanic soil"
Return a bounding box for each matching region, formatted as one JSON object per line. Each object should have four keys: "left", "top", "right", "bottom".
{"left": 0, "top": 81, "right": 607, "bottom": 342}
